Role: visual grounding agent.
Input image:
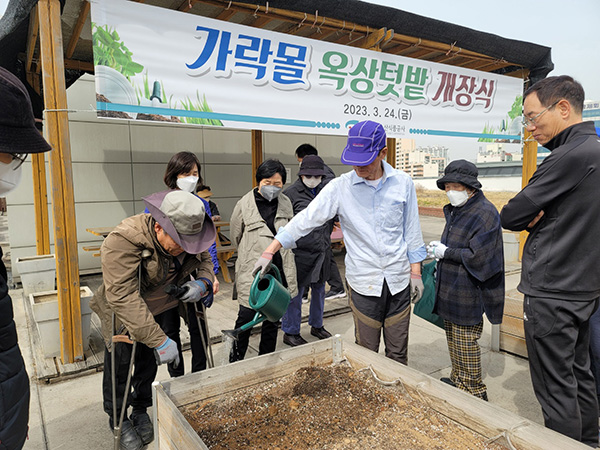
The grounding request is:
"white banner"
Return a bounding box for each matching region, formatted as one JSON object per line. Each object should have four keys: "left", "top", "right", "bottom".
{"left": 90, "top": 0, "right": 523, "bottom": 140}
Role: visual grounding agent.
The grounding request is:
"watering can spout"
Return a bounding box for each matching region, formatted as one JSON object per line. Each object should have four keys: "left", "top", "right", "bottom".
{"left": 222, "top": 312, "right": 265, "bottom": 340}
{"left": 221, "top": 267, "right": 291, "bottom": 341}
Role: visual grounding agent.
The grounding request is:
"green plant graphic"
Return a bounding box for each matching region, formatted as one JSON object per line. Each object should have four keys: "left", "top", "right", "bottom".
{"left": 478, "top": 122, "right": 496, "bottom": 142}
{"left": 508, "top": 95, "right": 523, "bottom": 120}
{"left": 478, "top": 94, "right": 523, "bottom": 141}
{"left": 92, "top": 23, "right": 144, "bottom": 80}
{"left": 180, "top": 91, "right": 223, "bottom": 126}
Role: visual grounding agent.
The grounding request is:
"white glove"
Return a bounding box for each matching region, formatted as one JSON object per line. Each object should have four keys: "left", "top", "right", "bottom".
{"left": 179, "top": 280, "right": 208, "bottom": 303}
{"left": 427, "top": 241, "right": 447, "bottom": 260}
{"left": 154, "top": 337, "right": 180, "bottom": 368}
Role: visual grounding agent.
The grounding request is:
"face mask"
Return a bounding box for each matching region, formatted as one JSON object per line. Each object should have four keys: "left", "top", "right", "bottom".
{"left": 260, "top": 185, "right": 282, "bottom": 202}
{"left": 0, "top": 157, "right": 23, "bottom": 195}
{"left": 176, "top": 175, "right": 199, "bottom": 193}
{"left": 302, "top": 176, "right": 322, "bottom": 189}
{"left": 446, "top": 189, "right": 470, "bottom": 207}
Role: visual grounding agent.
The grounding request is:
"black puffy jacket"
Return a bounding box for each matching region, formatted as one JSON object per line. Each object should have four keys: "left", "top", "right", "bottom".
{"left": 0, "top": 246, "right": 30, "bottom": 450}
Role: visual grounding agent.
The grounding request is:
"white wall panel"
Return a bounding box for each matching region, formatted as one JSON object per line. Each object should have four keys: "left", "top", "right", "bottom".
{"left": 73, "top": 162, "right": 134, "bottom": 202}
{"left": 130, "top": 123, "right": 204, "bottom": 163}
{"left": 69, "top": 121, "right": 131, "bottom": 163}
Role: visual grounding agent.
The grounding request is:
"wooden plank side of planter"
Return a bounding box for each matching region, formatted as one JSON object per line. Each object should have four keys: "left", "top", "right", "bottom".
{"left": 154, "top": 337, "right": 586, "bottom": 450}
{"left": 164, "top": 338, "right": 335, "bottom": 408}
{"left": 342, "top": 341, "right": 586, "bottom": 450}
{"left": 499, "top": 315, "right": 525, "bottom": 339}
{"left": 499, "top": 333, "right": 528, "bottom": 358}
{"left": 155, "top": 384, "right": 207, "bottom": 449}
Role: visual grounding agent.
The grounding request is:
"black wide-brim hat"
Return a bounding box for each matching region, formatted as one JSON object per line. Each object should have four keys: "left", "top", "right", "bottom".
{"left": 436, "top": 159, "right": 482, "bottom": 190}
{"left": 0, "top": 67, "right": 52, "bottom": 154}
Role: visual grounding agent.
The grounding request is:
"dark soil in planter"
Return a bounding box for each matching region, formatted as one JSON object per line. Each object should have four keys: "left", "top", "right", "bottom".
{"left": 182, "top": 364, "right": 504, "bottom": 450}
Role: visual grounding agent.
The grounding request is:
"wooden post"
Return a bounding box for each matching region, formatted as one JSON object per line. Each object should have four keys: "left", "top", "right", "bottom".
{"left": 31, "top": 153, "right": 50, "bottom": 254}
{"left": 386, "top": 138, "right": 396, "bottom": 168}
{"left": 38, "top": 0, "right": 82, "bottom": 363}
{"left": 519, "top": 128, "right": 538, "bottom": 259}
{"left": 25, "top": 69, "right": 51, "bottom": 255}
{"left": 251, "top": 130, "right": 263, "bottom": 188}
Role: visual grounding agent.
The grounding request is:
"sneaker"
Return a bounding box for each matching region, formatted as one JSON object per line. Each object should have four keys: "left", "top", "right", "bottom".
{"left": 310, "top": 326, "right": 332, "bottom": 340}
{"left": 131, "top": 411, "right": 154, "bottom": 445}
{"left": 301, "top": 289, "right": 309, "bottom": 304}
{"left": 325, "top": 289, "right": 346, "bottom": 300}
{"left": 283, "top": 333, "right": 308, "bottom": 347}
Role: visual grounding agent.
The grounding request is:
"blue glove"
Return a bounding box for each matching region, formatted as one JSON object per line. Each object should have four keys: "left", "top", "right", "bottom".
{"left": 154, "top": 337, "right": 180, "bottom": 368}
{"left": 180, "top": 280, "right": 208, "bottom": 303}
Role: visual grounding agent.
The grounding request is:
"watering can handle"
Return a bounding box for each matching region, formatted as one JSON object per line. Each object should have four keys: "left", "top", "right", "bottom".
{"left": 251, "top": 264, "right": 283, "bottom": 290}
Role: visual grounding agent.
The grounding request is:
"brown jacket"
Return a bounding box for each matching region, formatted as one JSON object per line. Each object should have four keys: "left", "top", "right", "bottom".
{"left": 90, "top": 214, "right": 214, "bottom": 350}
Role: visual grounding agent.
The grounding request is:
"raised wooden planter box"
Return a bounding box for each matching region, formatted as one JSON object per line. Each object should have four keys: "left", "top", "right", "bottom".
{"left": 500, "top": 289, "right": 527, "bottom": 358}
{"left": 152, "top": 336, "right": 585, "bottom": 449}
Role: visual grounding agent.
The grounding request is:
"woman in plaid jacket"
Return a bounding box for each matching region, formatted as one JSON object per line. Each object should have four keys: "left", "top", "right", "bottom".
{"left": 427, "top": 160, "right": 505, "bottom": 401}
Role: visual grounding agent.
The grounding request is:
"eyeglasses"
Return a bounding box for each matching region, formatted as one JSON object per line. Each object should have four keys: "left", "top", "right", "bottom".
{"left": 0, "top": 153, "right": 27, "bottom": 169}
{"left": 12, "top": 154, "right": 27, "bottom": 170}
{"left": 521, "top": 100, "right": 560, "bottom": 127}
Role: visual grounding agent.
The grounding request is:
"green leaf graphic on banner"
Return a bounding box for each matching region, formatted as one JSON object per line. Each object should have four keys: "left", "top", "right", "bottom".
{"left": 92, "top": 23, "right": 144, "bottom": 81}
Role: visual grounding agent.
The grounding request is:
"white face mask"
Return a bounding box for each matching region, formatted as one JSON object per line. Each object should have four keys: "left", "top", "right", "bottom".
{"left": 302, "top": 176, "right": 322, "bottom": 189}
{"left": 446, "top": 189, "right": 470, "bottom": 207}
{"left": 0, "top": 157, "right": 23, "bottom": 196}
{"left": 176, "top": 175, "right": 199, "bottom": 193}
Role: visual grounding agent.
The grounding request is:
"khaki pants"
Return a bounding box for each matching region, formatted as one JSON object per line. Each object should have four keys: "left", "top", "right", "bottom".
{"left": 444, "top": 320, "right": 485, "bottom": 399}
{"left": 348, "top": 281, "right": 411, "bottom": 365}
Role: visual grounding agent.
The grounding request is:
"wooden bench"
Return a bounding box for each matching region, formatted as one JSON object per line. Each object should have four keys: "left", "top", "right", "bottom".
{"left": 82, "top": 245, "right": 101, "bottom": 258}
{"left": 216, "top": 244, "right": 236, "bottom": 283}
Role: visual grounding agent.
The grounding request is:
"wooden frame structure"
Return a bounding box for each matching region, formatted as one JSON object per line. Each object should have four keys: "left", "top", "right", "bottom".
{"left": 14, "top": 0, "right": 546, "bottom": 363}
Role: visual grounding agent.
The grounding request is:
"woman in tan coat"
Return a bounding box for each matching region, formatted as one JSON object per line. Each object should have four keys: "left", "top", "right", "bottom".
{"left": 229, "top": 159, "right": 297, "bottom": 361}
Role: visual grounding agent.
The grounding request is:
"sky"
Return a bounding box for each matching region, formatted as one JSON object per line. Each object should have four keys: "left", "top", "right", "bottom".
{"left": 366, "top": 0, "right": 600, "bottom": 101}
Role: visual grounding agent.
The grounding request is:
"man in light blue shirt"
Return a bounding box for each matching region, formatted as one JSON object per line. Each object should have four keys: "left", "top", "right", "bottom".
{"left": 255, "top": 120, "right": 427, "bottom": 364}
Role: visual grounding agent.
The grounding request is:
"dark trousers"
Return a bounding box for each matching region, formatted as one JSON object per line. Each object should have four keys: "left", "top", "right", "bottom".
{"left": 327, "top": 253, "right": 344, "bottom": 292}
{"left": 155, "top": 304, "right": 209, "bottom": 376}
{"left": 524, "top": 295, "right": 599, "bottom": 446}
{"left": 590, "top": 306, "right": 600, "bottom": 413}
{"left": 229, "top": 304, "right": 278, "bottom": 362}
{"left": 154, "top": 307, "right": 184, "bottom": 377}
{"left": 348, "top": 280, "right": 411, "bottom": 364}
{"left": 187, "top": 302, "right": 209, "bottom": 372}
{"left": 102, "top": 340, "right": 157, "bottom": 421}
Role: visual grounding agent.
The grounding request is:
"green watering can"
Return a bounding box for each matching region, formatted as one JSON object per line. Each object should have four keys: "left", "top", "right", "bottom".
{"left": 222, "top": 265, "right": 291, "bottom": 339}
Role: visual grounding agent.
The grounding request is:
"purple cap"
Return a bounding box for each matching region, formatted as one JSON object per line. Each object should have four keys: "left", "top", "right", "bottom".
{"left": 341, "top": 120, "right": 387, "bottom": 166}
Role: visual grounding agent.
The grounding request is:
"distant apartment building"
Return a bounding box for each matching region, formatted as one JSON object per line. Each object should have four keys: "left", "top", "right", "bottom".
{"left": 395, "top": 139, "right": 448, "bottom": 178}
{"left": 476, "top": 143, "right": 523, "bottom": 163}
{"left": 583, "top": 100, "right": 600, "bottom": 128}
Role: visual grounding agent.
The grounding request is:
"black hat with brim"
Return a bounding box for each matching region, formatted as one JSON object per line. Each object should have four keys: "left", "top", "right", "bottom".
{"left": 436, "top": 160, "right": 482, "bottom": 190}
{"left": 0, "top": 67, "right": 52, "bottom": 154}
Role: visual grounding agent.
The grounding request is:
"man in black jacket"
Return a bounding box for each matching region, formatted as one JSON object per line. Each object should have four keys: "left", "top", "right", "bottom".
{"left": 0, "top": 67, "right": 52, "bottom": 449}
{"left": 501, "top": 75, "right": 600, "bottom": 446}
